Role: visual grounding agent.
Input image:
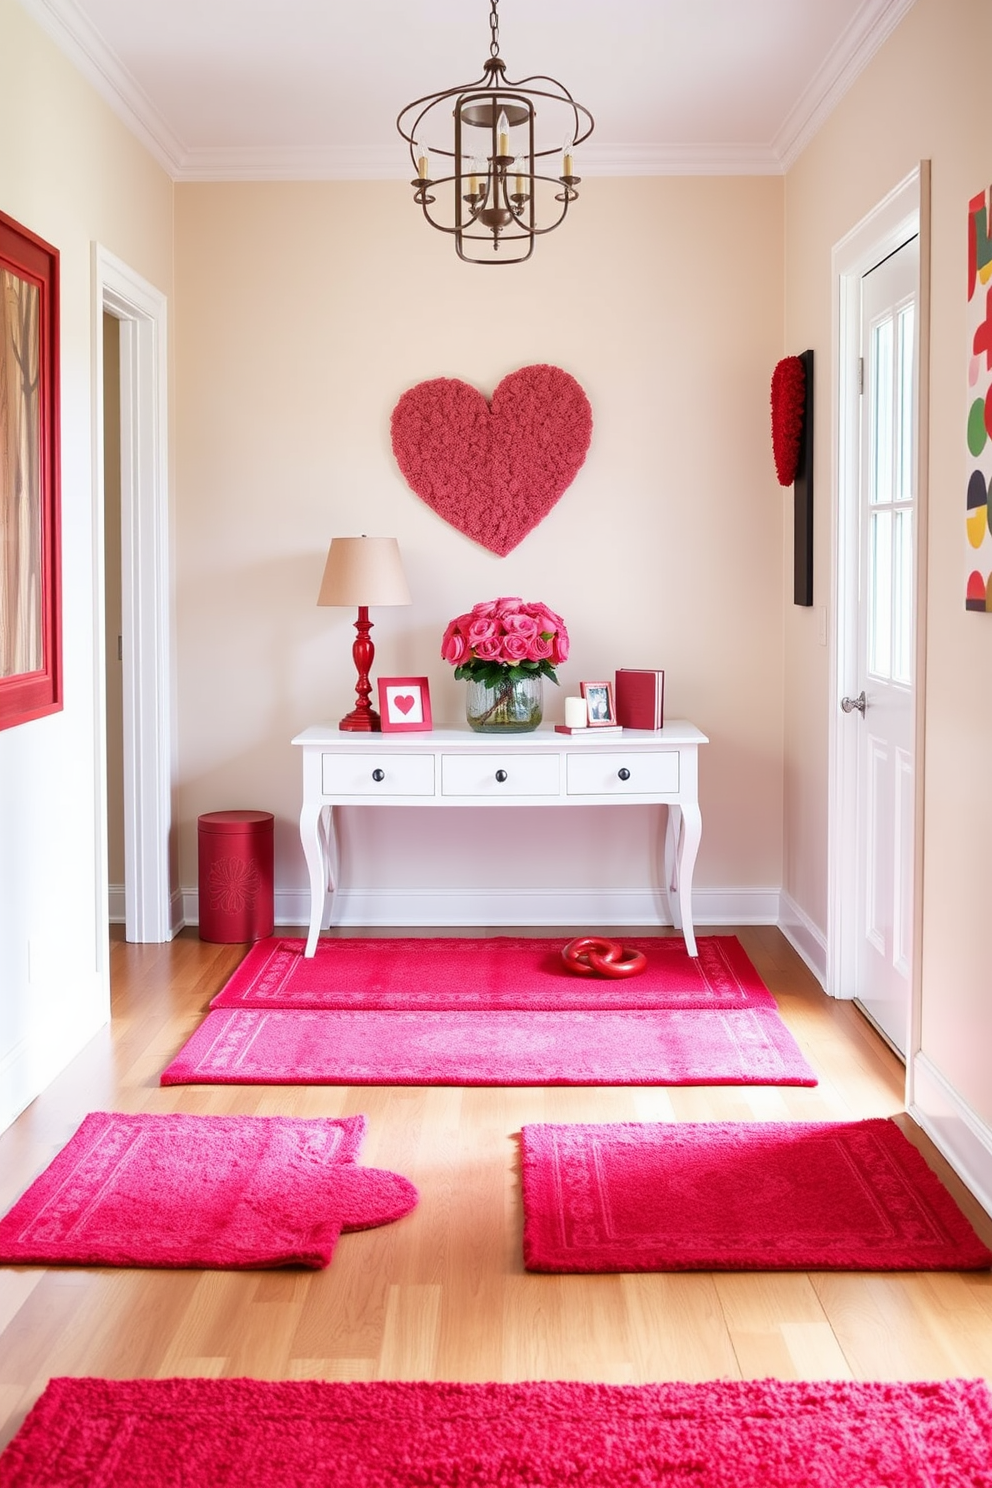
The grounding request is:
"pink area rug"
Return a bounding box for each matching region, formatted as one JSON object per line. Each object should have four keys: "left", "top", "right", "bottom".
{"left": 209, "top": 934, "right": 776, "bottom": 1012}
{"left": 4, "top": 1376, "right": 992, "bottom": 1487}
{"left": 160, "top": 1005, "right": 817, "bottom": 1087}
{"left": 521, "top": 1118, "right": 992, "bottom": 1273}
{"left": 0, "top": 1113, "right": 416, "bottom": 1270}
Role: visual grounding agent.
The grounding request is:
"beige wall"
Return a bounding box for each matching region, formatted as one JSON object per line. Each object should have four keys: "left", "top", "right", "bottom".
{"left": 174, "top": 176, "right": 786, "bottom": 916}
{"left": 0, "top": 0, "right": 173, "bottom": 1125}
{"left": 784, "top": 0, "right": 992, "bottom": 1125}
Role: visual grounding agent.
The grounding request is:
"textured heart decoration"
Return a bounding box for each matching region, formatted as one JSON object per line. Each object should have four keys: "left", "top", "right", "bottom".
{"left": 390, "top": 364, "right": 593, "bottom": 556}
{"left": 393, "top": 694, "right": 415, "bottom": 715}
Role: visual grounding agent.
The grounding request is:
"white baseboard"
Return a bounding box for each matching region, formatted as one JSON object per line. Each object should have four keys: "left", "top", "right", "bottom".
{"left": 108, "top": 884, "right": 186, "bottom": 938}
{"left": 0, "top": 1000, "right": 108, "bottom": 1134}
{"left": 909, "top": 1054, "right": 992, "bottom": 1221}
{"left": 778, "top": 891, "right": 827, "bottom": 988}
{"left": 181, "top": 884, "right": 783, "bottom": 929}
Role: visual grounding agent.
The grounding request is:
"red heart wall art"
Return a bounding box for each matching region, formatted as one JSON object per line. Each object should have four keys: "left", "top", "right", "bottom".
{"left": 390, "top": 364, "right": 593, "bottom": 556}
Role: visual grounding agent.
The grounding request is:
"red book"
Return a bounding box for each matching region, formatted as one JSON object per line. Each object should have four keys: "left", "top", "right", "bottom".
{"left": 614, "top": 669, "right": 665, "bottom": 730}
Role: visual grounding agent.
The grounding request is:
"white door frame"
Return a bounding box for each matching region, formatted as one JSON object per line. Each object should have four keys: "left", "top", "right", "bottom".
{"left": 827, "top": 165, "right": 931, "bottom": 1084}
{"left": 91, "top": 244, "right": 175, "bottom": 942}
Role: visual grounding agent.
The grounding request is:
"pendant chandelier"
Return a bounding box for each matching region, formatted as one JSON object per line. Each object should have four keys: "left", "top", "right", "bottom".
{"left": 396, "top": 0, "right": 594, "bottom": 265}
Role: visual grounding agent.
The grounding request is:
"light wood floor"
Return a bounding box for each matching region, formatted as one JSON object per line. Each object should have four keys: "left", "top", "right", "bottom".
{"left": 2, "top": 925, "right": 992, "bottom": 1449}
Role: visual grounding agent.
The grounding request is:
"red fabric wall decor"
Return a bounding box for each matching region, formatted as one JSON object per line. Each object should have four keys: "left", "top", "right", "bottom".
{"left": 390, "top": 364, "right": 593, "bottom": 556}
{"left": 770, "top": 355, "right": 807, "bottom": 487}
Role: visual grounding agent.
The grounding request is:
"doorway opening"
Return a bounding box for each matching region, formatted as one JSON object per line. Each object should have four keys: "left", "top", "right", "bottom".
{"left": 93, "top": 246, "right": 174, "bottom": 942}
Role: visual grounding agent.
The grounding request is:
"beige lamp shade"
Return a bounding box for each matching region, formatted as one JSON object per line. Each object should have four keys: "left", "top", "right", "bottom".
{"left": 317, "top": 536, "right": 411, "bottom": 608}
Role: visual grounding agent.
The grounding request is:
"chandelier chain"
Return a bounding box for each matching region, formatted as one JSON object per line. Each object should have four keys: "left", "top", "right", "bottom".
{"left": 489, "top": 0, "right": 500, "bottom": 58}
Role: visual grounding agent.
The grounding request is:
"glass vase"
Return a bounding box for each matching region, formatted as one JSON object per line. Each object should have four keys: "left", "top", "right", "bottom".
{"left": 465, "top": 674, "right": 543, "bottom": 733}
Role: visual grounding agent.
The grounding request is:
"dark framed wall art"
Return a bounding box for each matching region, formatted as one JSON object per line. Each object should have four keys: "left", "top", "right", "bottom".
{"left": 0, "top": 209, "right": 62, "bottom": 730}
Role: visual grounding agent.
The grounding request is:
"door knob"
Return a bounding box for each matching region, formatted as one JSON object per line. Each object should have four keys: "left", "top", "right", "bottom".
{"left": 841, "top": 691, "right": 866, "bottom": 715}
{"left": 371, "top": 768, "right": 385, "bottom": 781}
{"left": 617, "top": 768, "right": 631, "bottom": 781}
{"left": 495, "top": 769, "right": 508, "bottom": 783}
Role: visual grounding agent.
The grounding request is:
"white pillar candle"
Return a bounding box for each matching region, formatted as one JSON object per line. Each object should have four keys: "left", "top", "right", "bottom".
{"left": 564, "top": 695, "right": 587, "bottom": 728}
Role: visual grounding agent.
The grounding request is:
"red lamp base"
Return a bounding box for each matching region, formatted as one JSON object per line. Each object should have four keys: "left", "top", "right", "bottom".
{"left": 338, "top": 605, "right": 381, "bottom": 732}
{"left": 338, "top": 706, "right": 381, "bottom": 732}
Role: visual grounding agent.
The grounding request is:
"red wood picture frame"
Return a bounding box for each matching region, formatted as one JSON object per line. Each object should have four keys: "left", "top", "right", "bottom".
{"left": 377, "top": 676, "right": 433, "bottom": 732}
{"left": 580, "top": 679, "right": 615, "bottom": 726}
{"left": 0, "top": 210, "right": 62, "bottom": 730}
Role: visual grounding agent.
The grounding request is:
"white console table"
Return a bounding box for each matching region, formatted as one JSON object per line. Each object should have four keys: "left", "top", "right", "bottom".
{"left": 292, "top": 722, "right": 708, "bottom": 958}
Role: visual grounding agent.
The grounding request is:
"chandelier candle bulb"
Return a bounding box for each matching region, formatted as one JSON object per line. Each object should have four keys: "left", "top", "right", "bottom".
{"left": 565, "top": 696, "right": 587, "bottom": 728}
{"left": 498, "top": 110, "right": 510, "bottom": 157}
{"left": 416, "top": 143, "right": 429, "bottom": 179}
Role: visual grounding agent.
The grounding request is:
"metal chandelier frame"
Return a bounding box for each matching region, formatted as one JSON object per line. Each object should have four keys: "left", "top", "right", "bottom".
{"left": 396, "top": 0, "right": 594, "bottom": 265}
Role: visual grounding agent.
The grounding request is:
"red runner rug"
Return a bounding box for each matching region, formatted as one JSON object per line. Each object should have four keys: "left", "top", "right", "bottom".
{"left": 521, "top": 1118, "right": 992, "bottom": 1272}
{"left": 160, "top": 1005, "right": 817, "bottom": 1087}
{"left": 209, "top": 934, "right": 777, "bottom": 1011}
{"left": 4, "top": 1376, "right": 992, "bottom": 1486}
{"left": 0, "top": 1113, "right": 416, "bottom": 1270}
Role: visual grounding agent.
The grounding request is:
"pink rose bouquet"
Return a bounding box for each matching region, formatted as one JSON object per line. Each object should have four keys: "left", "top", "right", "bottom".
{"left": 440, "top": 597, "right": 569, "bottom": 689}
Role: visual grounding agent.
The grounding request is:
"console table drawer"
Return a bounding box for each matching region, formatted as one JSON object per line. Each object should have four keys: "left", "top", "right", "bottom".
{"left": 566, "top": 750, "right": 679, "bottom": 796}
{"left": 321, "top": 753, "right": 435, "bottom": 796}
{"left": 441, "top": 753, "right": 560, "bottom": 797}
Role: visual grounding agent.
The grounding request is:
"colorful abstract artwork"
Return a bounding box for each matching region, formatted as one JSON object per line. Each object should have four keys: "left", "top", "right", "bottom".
{"left": 966, "top": 188, "right": 992, "bottom": 611}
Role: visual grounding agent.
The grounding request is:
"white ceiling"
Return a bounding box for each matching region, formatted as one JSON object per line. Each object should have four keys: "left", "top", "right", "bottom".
{"left": 17, "top": 0, "right": 915, "bottom": 181}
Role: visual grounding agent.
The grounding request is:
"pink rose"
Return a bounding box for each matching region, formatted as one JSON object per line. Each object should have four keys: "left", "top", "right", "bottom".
{"left": 440, "top": 624, "right": 467, "bottom": 665}
{"left": 493, "top": 596, "right": 523, "bottom": 615}
{"left": 526, "top": 633, "right": 553, "bottom": 661}
{"left": 467, "top": 617, "right": 497, "bottom": 646}
{"left": 551, "top": 630, "right": 569, "bottom": 663}
{"left": 473, "top": 636, "right": 504, "bottom": 661}
{"left": 471, "top": 600, "right": 498, "bottom": 618}
{"left": 502, "top": 613, "right": 538, "bottom": 638}
{"left": 502, "top": 633, "right": 531, "bottom": 661}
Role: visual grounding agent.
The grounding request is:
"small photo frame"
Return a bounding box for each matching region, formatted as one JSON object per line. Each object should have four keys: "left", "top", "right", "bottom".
{"left": 580, "top": 680, "right": 615, "bottom": 726}
{"left": 377, "top": 676, "right": 432, "bottom": 732}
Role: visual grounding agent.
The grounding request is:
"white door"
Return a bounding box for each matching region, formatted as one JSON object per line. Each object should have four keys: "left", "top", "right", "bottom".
{"left": 844, "top": 236, "right": 919, "bottom": 1056}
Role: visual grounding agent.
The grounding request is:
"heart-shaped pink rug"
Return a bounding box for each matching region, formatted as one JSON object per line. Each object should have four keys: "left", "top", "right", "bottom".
{"left": 390, "top": 364, "right": 592, "bottom": 555}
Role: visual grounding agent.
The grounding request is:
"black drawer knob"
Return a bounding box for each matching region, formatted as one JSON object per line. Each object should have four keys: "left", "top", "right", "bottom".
{"left": 372, "top": 768, "right": 385, "bottom": 782}
{"left": 617, "top": 767, "right": 631, "bottom": 781}
{"left": 495, "top": 769, "right": 508, "bottom": 783}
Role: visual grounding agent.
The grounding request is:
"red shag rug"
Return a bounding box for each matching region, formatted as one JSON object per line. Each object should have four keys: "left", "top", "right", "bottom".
{"left": 209, "top": 934, "right": 776, "bottom": 1012}
{"left": 520, "top": 1118, "right": 992, "bottom": 1273}
{"left": 160, "top": 1005, "right": 816, "bottom": 1087}
{"left": 0, "top": 1113, "right": 416, "bottom": 1270}
{"left": 4, "top": 1376, "right": 992, "bottom": 1486}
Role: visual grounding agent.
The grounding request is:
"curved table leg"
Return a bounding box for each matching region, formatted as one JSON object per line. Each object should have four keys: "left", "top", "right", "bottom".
{"left": 301, "top": 803, "right": 337, "bottom": 957}
{"left": 663, "top": 803, "right": 702, "bottom": 958}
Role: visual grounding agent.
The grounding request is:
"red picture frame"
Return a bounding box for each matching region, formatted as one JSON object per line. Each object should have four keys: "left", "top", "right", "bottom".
{"left": 580, "top": 679, "right": 615, "bottom": 726}
{"left": 0, "top": 210, "right": 61, "bottom": 731}
{"left": 377, "top": 676, "right": 432, "bottom": 732}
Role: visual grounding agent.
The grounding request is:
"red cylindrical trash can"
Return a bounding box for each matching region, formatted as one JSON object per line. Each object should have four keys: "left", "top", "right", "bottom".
{"left": 197, "top": 810, "right": 274, "bottom": 943}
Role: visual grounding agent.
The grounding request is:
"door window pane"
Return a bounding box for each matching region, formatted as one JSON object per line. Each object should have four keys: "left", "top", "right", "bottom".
{"left": 897, "top": 303, "right": 915, "bottom": 504}
{"left": 869, "top": 509, "right": 893, "bottom": 678}
{"left": 872, "top": 316, "right": 893, "bottom": 505}
{"left": 892, "top": 509, "right": 913, "bottom": 685}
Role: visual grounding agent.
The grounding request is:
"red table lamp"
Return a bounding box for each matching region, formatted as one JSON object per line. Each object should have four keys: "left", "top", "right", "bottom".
{"left": 317, "top": 536, "right": 412, "bottom": 731}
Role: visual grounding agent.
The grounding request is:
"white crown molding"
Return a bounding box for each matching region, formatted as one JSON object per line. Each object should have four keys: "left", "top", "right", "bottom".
{"left": 774, "top": 0, "right": 918, "bottom": 169}
{"left": 15, "top": 0, "right": 188, "bottom": 174}
{"left": 16, "top": 0, "right": 918, "bottom": 182}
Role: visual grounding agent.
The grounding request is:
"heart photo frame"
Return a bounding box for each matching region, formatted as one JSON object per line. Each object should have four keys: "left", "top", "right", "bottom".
{"left": 377, "top": 676, "right": 432, "bottom": 732}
